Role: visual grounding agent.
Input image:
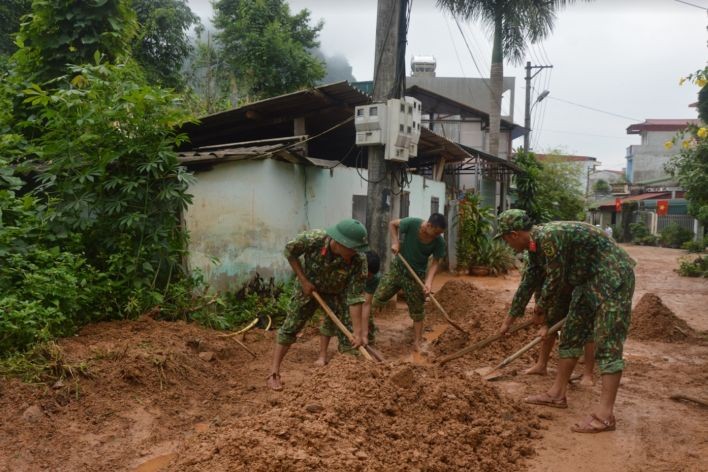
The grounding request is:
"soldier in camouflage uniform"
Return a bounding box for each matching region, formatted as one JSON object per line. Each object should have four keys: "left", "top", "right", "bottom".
{"left": 267, "top": 219, "right": 368, "bottom": 391}
{"left": 496, "top": 209, "right": 636, "bottom": 433}
{"left": 372, "top": 213, "right": 447, "bottom": 352}
{"left": 508, "top": 254, "right": 596, "bottom": 385}
{"left": 337, "top": 251, "right": 380, "bottom": 349}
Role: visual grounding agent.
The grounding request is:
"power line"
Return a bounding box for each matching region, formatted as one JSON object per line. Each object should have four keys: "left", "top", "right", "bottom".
{"left": 452, "top": 15, "right": 498, "bottom": 105}
{"left": 443, "top": 15, "right": 467, "bottom": 77}
{"left": 548, "top": 96, "right": 641, "bottom": 121}
{"left": 673, "top": 0, "right": 708, "bottom": 10}
{"left": 542, "top": 129, "right": 633, "bottom": 139}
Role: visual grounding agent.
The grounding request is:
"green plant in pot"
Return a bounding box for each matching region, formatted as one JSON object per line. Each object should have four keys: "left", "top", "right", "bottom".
{"left": 456, "top": 192, "right": 494, "bottom": 274}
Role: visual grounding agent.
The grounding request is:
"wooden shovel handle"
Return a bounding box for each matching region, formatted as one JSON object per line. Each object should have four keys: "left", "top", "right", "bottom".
{"left": 312, "top": 291, "right": 376, "bottom": 362}
{"left": 490, "top": 317, "right": 566, "bottom": 372}
{"left": 437, "top": 319, "right": 535, "bottom": 365}
{"left": 396, "top": 254, "right": 469, "bottom": 335}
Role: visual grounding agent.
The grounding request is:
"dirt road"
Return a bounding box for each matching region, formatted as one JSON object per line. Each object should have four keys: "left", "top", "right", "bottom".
{"left": 0, "top": 245, "right": 705, "bottom": 471}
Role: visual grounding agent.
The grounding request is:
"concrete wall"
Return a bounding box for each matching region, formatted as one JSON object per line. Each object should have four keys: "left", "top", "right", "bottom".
{"left": 184, "top": 159, "right": 308, "bottom": 290}
{"left": 627, "top": 130, "right": 679, "bottom": 184}
{"left": 184, "top": 160, "right": 446, "bottom": 290}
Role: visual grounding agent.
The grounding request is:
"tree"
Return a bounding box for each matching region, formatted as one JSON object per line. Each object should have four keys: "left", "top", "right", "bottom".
{"left": 0, "top": 0, "right": 30, "bottom": 56}
{"left": 131, "top": 0, "right": 201, "bottom": 90}
{"left": 512, "top": 149, "right": 544, "bottom": 222}
{"left": 592, "top": 179, "right": 611, "bottom": 195}
{"left": 12, "top": 0, "right": 137, "bottom": 83}
{"left": 212, "top": 0, "right": 325, "bottom": 101}
{"left": 436, "top": 0, "right": 589, "bottom": 158}
{"left": 666, "top": 67, "right": 708, "bottom": 225}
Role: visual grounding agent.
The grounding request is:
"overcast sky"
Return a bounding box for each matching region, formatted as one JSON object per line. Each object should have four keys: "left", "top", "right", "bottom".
{"left": 187, "top": 0, "right": 707, "bottom": 170}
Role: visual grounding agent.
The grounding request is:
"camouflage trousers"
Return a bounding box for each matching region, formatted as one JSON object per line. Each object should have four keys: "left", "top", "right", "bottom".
{"left": 277, "top": 290, "right": 343, "bottom": 345}
{"left": 372, "top": 260, "right": 425, "bottom": 322}
{"left": 558, "top": 270, "right": 635, "bottom": 374}
{"left": 338, "top": 311, "right": 377, "bottom": 353}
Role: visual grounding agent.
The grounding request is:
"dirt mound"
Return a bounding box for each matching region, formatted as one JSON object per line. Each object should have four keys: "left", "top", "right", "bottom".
{"left": 168, "top": 357, "right": 540, "bottom": 471}
{"left": 630, "top": 293, "right": 697, "bottom": 343}
{"left": 426, "top": 280, "right": 536, "bottom": 365}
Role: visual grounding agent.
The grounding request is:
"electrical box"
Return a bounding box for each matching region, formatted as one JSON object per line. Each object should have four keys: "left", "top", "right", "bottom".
{"left": 354, "top": 96, "right": 422, "bottom": 162}
{"left": 354, "top": 103, "right": 387, "bottom": 146}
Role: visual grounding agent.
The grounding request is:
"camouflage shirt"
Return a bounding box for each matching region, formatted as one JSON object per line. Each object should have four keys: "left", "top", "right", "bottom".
{"left": 509, "top": 221, "right": 635, "bottom": 317}
{"left": 284, "top": 229, "right": 366, "bottom": 306}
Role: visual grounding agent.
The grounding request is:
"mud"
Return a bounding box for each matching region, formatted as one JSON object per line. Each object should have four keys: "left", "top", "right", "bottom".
{"left": 0, "top": 245, "right": 706, "bottom": 471}
{"left": 630, "top": 292, "right": 700, "bottom": 343}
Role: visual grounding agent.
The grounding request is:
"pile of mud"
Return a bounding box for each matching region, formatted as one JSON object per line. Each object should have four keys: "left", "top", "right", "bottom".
{"left": 168, "top": 357, "right": 540, "bottom": 471}
{"left": 630, "top": 293, "right": 697, "bottom": 343}
{"left": 427, "top": 280, "right": 536, "bottom": 365}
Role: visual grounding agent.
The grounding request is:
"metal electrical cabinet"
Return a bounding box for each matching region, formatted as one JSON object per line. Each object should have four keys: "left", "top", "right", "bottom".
{"left": 354, "top": 96, "right": 422, "bottom": 163}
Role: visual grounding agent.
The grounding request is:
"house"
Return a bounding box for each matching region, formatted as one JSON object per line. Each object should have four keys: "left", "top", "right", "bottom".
{"left": 177, "top": 82, "right": 477, "bottom": 290}
{"left": 625, "top": 119, "right": 700, "bottom": 185}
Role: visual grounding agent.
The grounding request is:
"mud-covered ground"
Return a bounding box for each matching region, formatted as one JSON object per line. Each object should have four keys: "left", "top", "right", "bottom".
{"left": 0, "top": 245, "right": 706, "bottom": 471}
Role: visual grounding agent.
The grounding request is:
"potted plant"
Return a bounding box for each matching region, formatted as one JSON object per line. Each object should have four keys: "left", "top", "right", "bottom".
{"left": 456, "top": 192, "right": 494, "bottom": 274}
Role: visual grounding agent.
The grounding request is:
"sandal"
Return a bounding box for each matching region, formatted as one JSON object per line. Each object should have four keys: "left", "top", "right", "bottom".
{"left": 571, "top": 414, "right": 616, "bottom": 433}
{"left": 524, "top": 393, "right": 568, "bottom": 409}
{"left": 266, "top": 373, "right": 283, "bottom": 391}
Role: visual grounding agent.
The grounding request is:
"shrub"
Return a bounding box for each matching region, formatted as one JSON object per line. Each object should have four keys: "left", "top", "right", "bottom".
{"left": 480, "top": 239, "right": 518, "bottom": 276}
{"left": 455, "top": 192, "right": 494, "bottom": 269}
{"left": 659, "top": 223, "right": 694, "bottom": 248}
{"left": 629, "top": 222, "right": 657, "bottom": 246}
{"left": 681, "top": 238, "right": 706, "bottom": 253}
{"left": 677, "top": 255, "right": 708, "bottom": 277}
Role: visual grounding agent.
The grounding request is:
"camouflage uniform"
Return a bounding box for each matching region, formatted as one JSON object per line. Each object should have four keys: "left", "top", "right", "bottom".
{"left": 516, "top": 221, "right": 636, "bottom": 374}
{"left": 276, "top": 229, "right": 366, "bottom": 349}
{"left": 372, "top": 217, "right": 446, "bottom": 321}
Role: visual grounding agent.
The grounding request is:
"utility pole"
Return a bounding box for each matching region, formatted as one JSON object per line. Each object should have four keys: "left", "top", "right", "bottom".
{"left": 523, "top": 61, "right": 553, "bottom": 153}
{"left": 367, "top": 0, "right": 407, "bottom": 268}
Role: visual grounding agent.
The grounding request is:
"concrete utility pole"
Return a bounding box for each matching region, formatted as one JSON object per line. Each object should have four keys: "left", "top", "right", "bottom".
{"left": 523, "top": 61, "right": 552, "bottom": 152}
{"left": 366, "top": 0, "right": 407, "bottom": 268}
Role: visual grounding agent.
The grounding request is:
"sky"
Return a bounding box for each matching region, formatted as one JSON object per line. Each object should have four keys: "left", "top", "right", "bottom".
{"left": 187, "top": 0, "right": 707, "bottom": 171}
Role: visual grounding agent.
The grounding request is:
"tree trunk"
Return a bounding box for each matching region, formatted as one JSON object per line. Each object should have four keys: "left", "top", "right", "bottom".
{"left": 488, "top": 15, "right": 504, "bottom": 159}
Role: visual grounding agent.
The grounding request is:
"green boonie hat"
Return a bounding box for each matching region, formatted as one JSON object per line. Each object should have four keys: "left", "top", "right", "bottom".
{"left": 494, "top": 209, "right": 532, "bottom": 239}
{"left": 326, "top": 218, "right": 369, "bottom": 251}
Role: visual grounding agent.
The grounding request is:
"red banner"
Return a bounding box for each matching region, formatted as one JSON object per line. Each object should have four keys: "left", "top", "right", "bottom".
{"left": 656, "top": 200, "right": 669, "bottom": 216}
{"left": 615, "top": 198, "right": 622, "bottom": 213}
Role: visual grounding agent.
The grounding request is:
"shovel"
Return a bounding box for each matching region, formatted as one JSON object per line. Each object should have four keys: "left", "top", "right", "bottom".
{"left": 396, "top": 254, "right": 469, "bottom": 336}
{"left": 436, "top": 319, "right": 535, "bottom": 365}
{"left": 312, "top": 291, "right": 384, "bottom": 363}
{"left": 479, "top": 317, "right": 566, "bottom": 381}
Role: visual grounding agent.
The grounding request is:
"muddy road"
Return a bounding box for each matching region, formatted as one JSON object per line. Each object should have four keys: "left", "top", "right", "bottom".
{"left": 0, "top": 245, "right": 705, "bottom": 471}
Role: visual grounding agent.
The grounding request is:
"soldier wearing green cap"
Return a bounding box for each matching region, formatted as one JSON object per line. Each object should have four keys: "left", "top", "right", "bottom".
{"left": 496, "top": 209, "right": 635, "bottom": 433}
{"left": 267, "top": 218, "right": 369, "bottom": 391}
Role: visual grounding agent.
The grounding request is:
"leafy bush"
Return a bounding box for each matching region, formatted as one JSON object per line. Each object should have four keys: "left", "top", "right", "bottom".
{"left": 456, "top": 192, "right": 494, "bottom": 269}
{"left": 677, "top": 255, "right": 708, "bottom": 277}
{"left": 682, "top": 237, "right": 706, "bottom": 253}
{"left": 629, "top": 222, "right": 657, "bottom": 246}
{"left": 480, "top": 239, "right": 518, "bottom": 276}
{"left": 659, "top": 223, "right": 694, "bottom": 248}
{"left": 610, "top": 224, "right": 623, "bottom": 242}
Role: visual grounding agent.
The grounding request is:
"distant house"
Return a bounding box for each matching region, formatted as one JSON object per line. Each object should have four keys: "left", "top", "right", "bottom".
{"left": 177, "top": 82, "right": 476, "bottom": 290}
{"left": 535, "top": 154, "right": 599, "bottom": 196}
{"left": 625, "top": 119, "right": 700, "bottom": 185}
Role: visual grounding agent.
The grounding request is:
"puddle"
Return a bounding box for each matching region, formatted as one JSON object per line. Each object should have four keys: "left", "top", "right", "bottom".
{"left": 132, "top": 453, "right": 177, "bottom": 472}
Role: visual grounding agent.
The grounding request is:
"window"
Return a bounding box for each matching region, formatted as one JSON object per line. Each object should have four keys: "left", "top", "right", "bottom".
{"left": 400, "top": 192, "right": 410, "bottom": 218}
{"left": 431, "top": 197, "right": 439, "bottom": 215}
{"left": 352, "top": 195, "right": 367, "bottom": 224}
{"left": 369, "top": 106, "right": 378, "bottom": 116}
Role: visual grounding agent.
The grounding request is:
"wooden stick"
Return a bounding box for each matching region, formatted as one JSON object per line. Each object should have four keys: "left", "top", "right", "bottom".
{"left": 670, "top": 393, "right": 708, "bottom": 408}
{"left": 312, "top": 291, "right": 376, "bottom": 362}
{"left": 484, "top": 317, "right": 566, "bottom": 379}
{"left": 436, "top": 319, "right": 535, "bottom": 365}
{"left": 232, "top": 336, "right": 256, "bottom": 358}
{"left": 218, "top": 317, "right": 259, "bottom": 338}
{"left": 396, "top": 254, "right": 469, "bottom": 335}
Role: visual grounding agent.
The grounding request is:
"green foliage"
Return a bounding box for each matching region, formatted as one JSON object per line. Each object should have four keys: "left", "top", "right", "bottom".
{"left": 0, "top": 0, "right": 31, "bottom": 56}
{"left": 512, "top": 149, "right": 545, "bottom": 223}
{"left": 479, "top": 239, "right": 517, "bottom": 275}
{"left": 592, "top": 179, "right": 611, "bottom": 195}
{"left": 682, "top": 238, "right": 706, "bottom": 253}
{"left": 12, "top": 0, "right": 137, "bottom": 83}
{"left": 629, "top": 222, "right": 657, "bottom": 246}
{"left": 131, "top": 0, "right": 201, "bottom": 89}
{"left": 659, "top": 223, "right": 694, "bottom": 249}
{"left": 213, "top": 0, "right": 326, "bottom": 101}
{"left": 677, "top": 255, "right": 708, "bottom": 277}
{"left": 610, "top": 223, "right": 623, "bottom": 242}
{"left": 184, "top": 29, "right": 234, "bottom": 114}
{"left": 456, "top": 192, "right": 494, "bottom": 269}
